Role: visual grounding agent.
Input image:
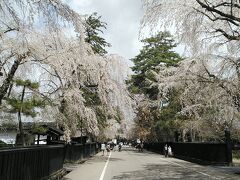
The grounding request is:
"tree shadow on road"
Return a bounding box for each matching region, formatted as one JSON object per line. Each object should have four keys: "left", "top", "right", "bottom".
{"left": 109, "top": 157, "right": 124, "bottom": 162}
{"left": 112, "top": 163, "right": 239, "bottom": 180}
{"left": 131, "top": 150, "right": 163, "bottom": 157}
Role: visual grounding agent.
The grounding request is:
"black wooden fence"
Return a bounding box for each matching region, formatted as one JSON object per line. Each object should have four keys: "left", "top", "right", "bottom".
{"left": 144, "top": 142, "right": 231, "bottom": 165}
{"left": 65, "top": 143, "right": 99, "bottom": 162}
{"left": 0, "top": 143, "right": 100, "bottom": 180}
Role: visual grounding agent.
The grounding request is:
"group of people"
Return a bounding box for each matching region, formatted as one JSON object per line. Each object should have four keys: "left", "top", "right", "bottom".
{"left": 164, "top": 144, "right": 172, "bottom": 157}
{"left": 101, "top": 142, "right": 172, "bottom": 157}
{"left": 101, "top": 142, "right": 123, "bottom": 156}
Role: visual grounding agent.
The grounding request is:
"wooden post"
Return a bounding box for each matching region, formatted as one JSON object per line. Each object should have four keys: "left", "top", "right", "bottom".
{"left": 37, "top": 134, "right": 40, "bottom": 145}
{"left": 225, "top": 129, "right": 232, "bottom": 165}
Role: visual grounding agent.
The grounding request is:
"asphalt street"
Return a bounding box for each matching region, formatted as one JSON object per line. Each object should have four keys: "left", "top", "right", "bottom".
{"left": 63, "top": 146, "right": 240, "bottom": 180}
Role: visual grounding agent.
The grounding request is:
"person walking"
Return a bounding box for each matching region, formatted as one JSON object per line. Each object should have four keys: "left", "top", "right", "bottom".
{"left": 140, "top": 142, "right": 144, "bottom": 152}
{"left": 101, "top": 142, "right": 106, "bottom": 156}
{"left": 168, "top": 145, "right": 172, "bottom": 157}
{"left": 164, "top": 144, "right": 168, "bottom": 157}
{"left": 106, "top": 143, "right": 111, "bottom": 155}
{"left": 118, "top": 142, "right": 122, "bottom": 152}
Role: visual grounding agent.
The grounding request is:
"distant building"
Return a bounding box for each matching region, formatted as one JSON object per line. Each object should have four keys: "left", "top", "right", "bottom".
{"left": 0, "top": 122, "right": 62, "bottom": 145}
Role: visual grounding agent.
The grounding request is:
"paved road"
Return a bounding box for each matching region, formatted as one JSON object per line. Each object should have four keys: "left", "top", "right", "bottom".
{"left": 64, "top": 146, "right": 240, "bottom": 180}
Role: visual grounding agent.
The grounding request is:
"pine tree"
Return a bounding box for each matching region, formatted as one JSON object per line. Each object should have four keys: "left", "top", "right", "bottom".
{"left": 85, "top": 12, "right": 111, "bottom": 56}
{"left": 128, "top": 31, "right": 182, "bottom": 99}
{"left": 6, "top": 79, "right": 46, "bottom": 146}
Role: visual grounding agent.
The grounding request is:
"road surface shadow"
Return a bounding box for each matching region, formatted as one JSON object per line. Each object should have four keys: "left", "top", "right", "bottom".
{"left": 112, "top": 163, "right": 240, "bottom": 180}
{"left": 122, "top": 147, "right": 159, "bottom": 154}
{"left": 213, "top": 166, "right": 240, "bottom": 175}
{"left": 82, "top": 155, "right": 124, "bottom": 165}
{"left": 109, "top": 157, "right": 124, "bottom": 162}
{"left": 130, "top": 151, "right": 163, "bottom": 157}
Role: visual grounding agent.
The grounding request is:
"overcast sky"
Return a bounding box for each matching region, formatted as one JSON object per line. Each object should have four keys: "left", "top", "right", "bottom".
{"left": 65, "top": 0, "right": 144, "bottom": 60}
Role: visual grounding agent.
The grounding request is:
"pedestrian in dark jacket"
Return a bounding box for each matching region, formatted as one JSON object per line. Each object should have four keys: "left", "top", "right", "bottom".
{"left": 164, "top": 144, "right": 168, "bottom": 157}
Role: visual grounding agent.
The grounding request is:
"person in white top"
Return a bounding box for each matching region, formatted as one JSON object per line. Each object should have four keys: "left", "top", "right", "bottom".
{"left": 168, "top": 146, "right": 172, "bottom": 157}
{"left": 101, "top": 143, "right": 106, "bottom": 156}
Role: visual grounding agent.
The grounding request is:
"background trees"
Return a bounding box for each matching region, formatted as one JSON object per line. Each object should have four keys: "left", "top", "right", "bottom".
{"left": 139, "top": 0, "right": 240, "bottom": 141}
{"left": 128, "top": 31, "right": 183, "bottom": 141}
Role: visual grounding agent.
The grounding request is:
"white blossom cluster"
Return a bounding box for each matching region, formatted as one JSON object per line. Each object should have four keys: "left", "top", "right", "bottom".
{"left": 142, "top": 0, "right": 240, "bottom": 138}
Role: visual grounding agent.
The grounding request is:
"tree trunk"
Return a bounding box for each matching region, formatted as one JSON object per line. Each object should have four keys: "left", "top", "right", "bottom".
{"left": 236, "top": 62, "right": 240, "bottom": 112}
{"left": 0, "top": 60, "right": 20, "bottom": 104}
{"left": 18, "top": 85, "right": 26, "bottom": 146}
{"left": 7, "top": 82, "right": 13, "bottom": 97}
{"left": 18, "top": 110, "right": 25, "bottom": 146}
{"left": 37, "top": 134, "right": 40, "bottom": 145}
{"left": 0, "top": 52, "right": 29, "bottom": 104}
